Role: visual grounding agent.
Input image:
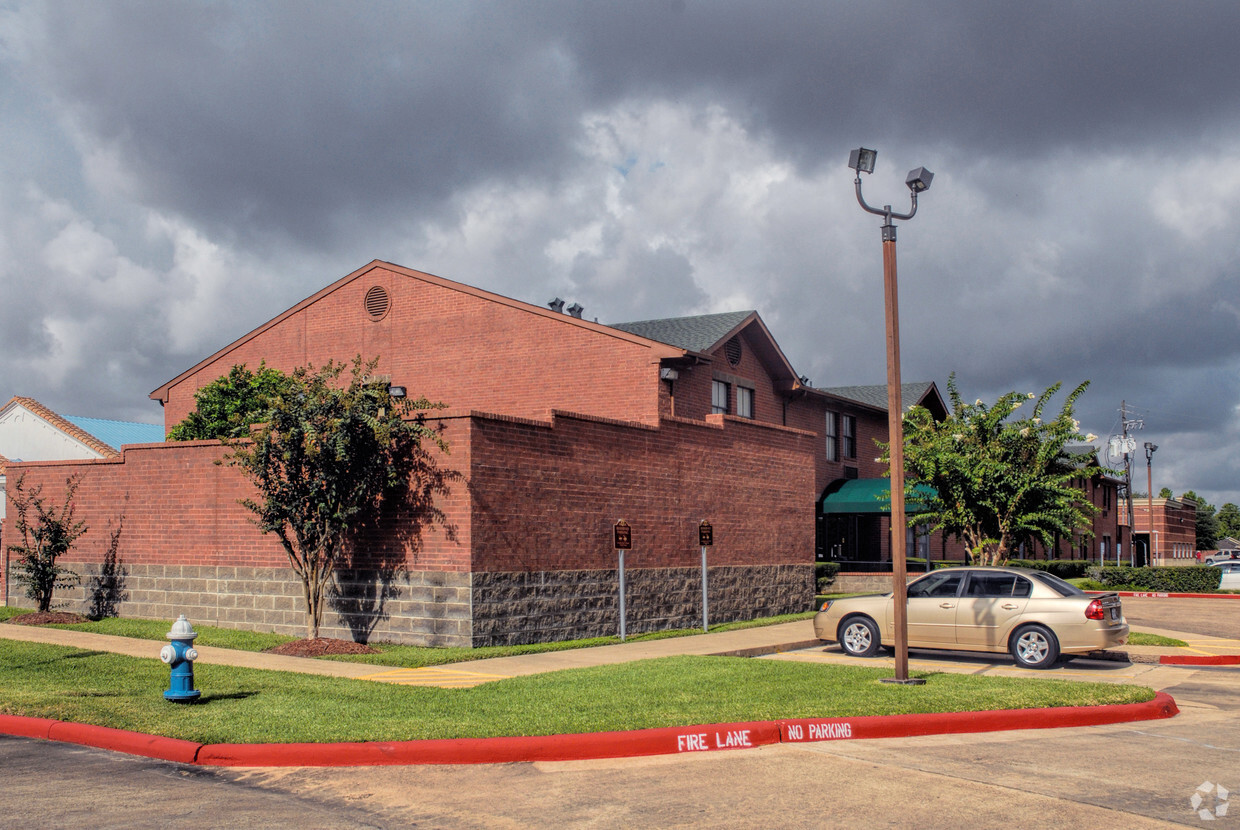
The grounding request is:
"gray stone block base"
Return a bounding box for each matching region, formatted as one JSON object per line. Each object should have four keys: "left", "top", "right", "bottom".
{"left": 471, "top": 564, "right": 813, "bottom": 647}
{"left": 12, "top": 562, "right": 472, "bottom": 647}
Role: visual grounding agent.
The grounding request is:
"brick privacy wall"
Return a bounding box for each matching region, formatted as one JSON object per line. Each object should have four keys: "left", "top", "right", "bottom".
{"left": 2, "top": 437, "right": 473, "bottom": 644}
{"left": 464, "top": 409, "right": 817, "bottom": 572}
{"left": 161, "top": 264, "right": 665, "bottom": 432}
{"left": 3, "top": 407, "right": 818, "bottom": 645}
{"left": 462, "top": 408, "right": 818, "bottom": 643}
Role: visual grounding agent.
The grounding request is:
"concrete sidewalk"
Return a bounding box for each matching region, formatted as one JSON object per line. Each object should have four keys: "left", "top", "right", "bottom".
{"left": 0, "top": 618, "right": 823, "bottom": 688}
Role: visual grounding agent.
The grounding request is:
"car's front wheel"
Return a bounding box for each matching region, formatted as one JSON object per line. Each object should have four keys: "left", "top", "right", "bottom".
{"left": 838, "top": 616, "right": 882, "bottom": 658}
{"left": 1010, "top": 624, "right": 1060, "bottom": 669}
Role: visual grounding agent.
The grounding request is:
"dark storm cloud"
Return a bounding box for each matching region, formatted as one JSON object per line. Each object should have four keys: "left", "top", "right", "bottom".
{"left": 4, "top": 0, "right": 1240, "bottom": 503}
{"left": 24, "top": 1, "right": 1240, "bottom": 250}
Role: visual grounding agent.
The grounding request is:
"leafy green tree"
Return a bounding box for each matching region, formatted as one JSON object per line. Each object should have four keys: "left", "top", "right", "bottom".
{"left": 6, "top": 475, "right": 88, "bottom": 612}
{"left": 168, "top": 362, "right": 293, "bottom": 441}
{"left": 895, "top": 376, "right": 1102, "bottom": 566}
{"left": 1158, "top": 487, "right": 1173, "bottom": 498}
{"left": 1217, "top": 502, "right": 1240, "bottom": 541}
{"left": 226, "top": 356, "right": 447, "bottom": 639}
{"left": 1182, "top": 491, "right": 1219, "bottom": 550}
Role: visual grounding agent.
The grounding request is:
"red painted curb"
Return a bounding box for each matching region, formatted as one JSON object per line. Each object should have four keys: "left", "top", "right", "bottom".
{"left": 779, "top": 692, "right": 1178, "bottom": 743}
{"left": 198, "top": 720, "right": 781, "bottom": 767}
{"left": 45, "top": 721, "right": 203, "bottom": 764}
{"left": 0, "top": 714, "right": 59, "bottom": 740}
{"left": 0, "top": 693, "right": 1179, "bottom": 767}
{"left": 1114, "top": 591, "right": 1240, "bottom": 599}
{"left": 1159, "top": 655, "right": 1240, "bottom": 665}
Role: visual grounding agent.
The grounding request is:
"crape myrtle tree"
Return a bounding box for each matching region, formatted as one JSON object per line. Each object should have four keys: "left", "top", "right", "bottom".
{"left": 6, "top": 474, "right": 87, "bottom": 612}
{"left": 168, "top": 362, "right": 294, "bottom": 441}
{"left": 892, "top": 375, "right": 1104, "bottom": 566}
{"left": 224, "top": 356, "right": 447, "bottom": 639}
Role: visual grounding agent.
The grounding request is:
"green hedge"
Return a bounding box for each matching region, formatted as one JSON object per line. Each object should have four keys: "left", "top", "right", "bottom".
{"left": 1088, "top": 566, "right": 1223, "bottom": 593}
{"left": 1005, "top": 559, "right": 1091, "bottom": 579}
{"left": 815, "top": 562, "right": 840, "bottom": 592}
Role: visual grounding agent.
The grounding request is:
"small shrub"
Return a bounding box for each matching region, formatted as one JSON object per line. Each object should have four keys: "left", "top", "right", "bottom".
{"left": 1006, "top": 559, "right": 1089, "bottom": 579}
{"left": 6, "top": 475, "right": 87, "bottom": 612}
{"left": 815, "top": 562, "right": 840, "bottom": 593}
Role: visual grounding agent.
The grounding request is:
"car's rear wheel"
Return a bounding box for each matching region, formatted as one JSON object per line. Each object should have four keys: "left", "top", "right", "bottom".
{"left": 838, "top": 616, "right": 881, "bottom": 658}
{"left": 1010, "top": 624, "right": 1060, "bottom": 669}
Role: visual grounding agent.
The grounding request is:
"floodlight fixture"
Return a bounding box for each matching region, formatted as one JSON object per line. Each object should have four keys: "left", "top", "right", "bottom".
{"left": 906, "top": 167, "right": 933, "bottom": 193}
{"left": 849, "top": 147, "right": 931, "bottom": 224}
{"left": 848, "top": 147, "right": 877, "bottom": 174}
{"left": 388, "top": 385, "right": 407, "bottom": 399}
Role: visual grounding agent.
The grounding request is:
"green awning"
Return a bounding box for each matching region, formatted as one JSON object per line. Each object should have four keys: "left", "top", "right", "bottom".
{"left": 819, "top": 478, "right": 936, "bottom": 514}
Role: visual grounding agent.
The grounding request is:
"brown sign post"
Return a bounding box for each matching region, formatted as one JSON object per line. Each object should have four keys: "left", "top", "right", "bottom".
{"left": 614, "top": 520, "right": 631, "bottom": 640}
{"left": 699, "top": 520, "right": 713, "bottom": 631}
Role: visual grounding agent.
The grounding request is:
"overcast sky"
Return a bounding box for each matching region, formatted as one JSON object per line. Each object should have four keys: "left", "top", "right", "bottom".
{"left": 2, "top": 1, "right": 1239, "bottom": 508}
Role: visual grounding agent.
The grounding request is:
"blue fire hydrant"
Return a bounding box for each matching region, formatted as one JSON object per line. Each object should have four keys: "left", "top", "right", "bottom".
{"left": 159, "top": 615, "right": 201, "bottom": 703}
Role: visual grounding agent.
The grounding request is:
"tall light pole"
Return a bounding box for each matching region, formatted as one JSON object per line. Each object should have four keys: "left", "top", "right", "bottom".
{"left": 1145, "top": 442, "right": 1158, "bottom": 565}
{"left": 849, "top": 147, "right": 932, "bottom": 686}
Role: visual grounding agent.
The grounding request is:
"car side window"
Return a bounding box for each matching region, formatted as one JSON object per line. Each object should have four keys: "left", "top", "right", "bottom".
{"left": 966, "top": 573, "right": 1012, "bottom": 597}
{"left": 964, "top": 573, "right": 1033, "bottom": 597}
{"left": 908, "top": 571, "right": 965, "bottom": 598}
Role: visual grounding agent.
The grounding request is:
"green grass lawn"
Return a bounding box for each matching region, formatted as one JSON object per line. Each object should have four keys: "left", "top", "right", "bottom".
{"left": 0, "top": 606, "right": 816, "bottom": 668}
{"left": 1127, "top": 632, "right": 1189, "bottom": 647}
{"left": 0, "top": 640, "right": 1154, "bottom": 745}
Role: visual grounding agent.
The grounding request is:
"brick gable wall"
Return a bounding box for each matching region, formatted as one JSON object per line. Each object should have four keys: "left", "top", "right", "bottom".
{"left": 160, "top": 264, "right": 666, "bottom": 433}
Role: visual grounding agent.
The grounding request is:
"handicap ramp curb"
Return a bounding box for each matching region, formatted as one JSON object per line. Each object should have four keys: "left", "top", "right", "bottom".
{"left": 0, "top": 692, "right": 1178, "bottom": 767}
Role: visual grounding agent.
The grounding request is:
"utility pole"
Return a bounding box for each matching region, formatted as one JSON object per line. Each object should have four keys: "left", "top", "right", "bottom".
{"left": 1122, "top": 402, "right": 1133, "bottom": 566}
{"left": 1119, "top": 401, "right": 1144, "bottom": 566}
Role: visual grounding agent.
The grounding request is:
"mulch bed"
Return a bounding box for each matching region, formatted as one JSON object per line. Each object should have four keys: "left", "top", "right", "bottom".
{"left": 6, "top": 612, "right": 89, "bottom": 625}
{"left": 265, "top": 638, "right": 380, "bottom": 657}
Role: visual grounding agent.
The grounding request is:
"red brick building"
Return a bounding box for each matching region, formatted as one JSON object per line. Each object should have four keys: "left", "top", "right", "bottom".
{"left": 1121, "top": 496, "right": 1198, "bottom": 564}
{"left": 4, "top": 260, "right": 945, "bottom": 645}
{"left": 1021, "top": 457, "right": 1127, "bottom": 564}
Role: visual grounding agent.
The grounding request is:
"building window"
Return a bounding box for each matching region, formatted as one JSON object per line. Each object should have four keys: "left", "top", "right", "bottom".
{"left": 842, "top": 414, "right": 856, "bottom": 459}
{"left": 711, "top": 380, "right": 729, "bottom": 414}
{"left": 825, "top": 412, "right": 838, "bottom": 461}
{"left": 736, "top": 386, "right": 754, "bottom": 419}
{"left": 907, "top": 524, "right": 930, "bottom": 559}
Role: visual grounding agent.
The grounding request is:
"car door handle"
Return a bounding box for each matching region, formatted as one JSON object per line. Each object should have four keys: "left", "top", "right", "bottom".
{"left": 1001, "top": 603, "right": 1018, "bottom": 610}
{"left": 939, "top": 602, "right": 955, "bottom": 608}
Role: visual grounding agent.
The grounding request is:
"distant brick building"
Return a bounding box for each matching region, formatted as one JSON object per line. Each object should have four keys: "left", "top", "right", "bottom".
{"left": 1122, "top": 496, "right": 1198, "bottom": 564}
{"left": 5, "top": 260, "right": 947, "bottom": 646}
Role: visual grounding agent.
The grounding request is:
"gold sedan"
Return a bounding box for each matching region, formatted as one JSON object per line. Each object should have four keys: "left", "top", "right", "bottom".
{"left": 813, "top": 566, "right": 1129, "bottom": 669}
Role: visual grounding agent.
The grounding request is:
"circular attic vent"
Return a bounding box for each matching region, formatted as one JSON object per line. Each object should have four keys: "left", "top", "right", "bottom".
{"left": 364, "top": 285, "right": 390, "bottom": 320}
{"left": 724, "top": 335, "right": 743, "bottom": 366}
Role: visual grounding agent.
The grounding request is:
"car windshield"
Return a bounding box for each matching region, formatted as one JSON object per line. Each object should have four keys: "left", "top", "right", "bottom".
{"left": 1026, "top": 570, "right": 1086, "bottom": 597}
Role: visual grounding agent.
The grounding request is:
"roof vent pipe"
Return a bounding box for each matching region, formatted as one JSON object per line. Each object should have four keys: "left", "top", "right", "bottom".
{"left": 548, "top": 297, "right": 566, "bottom": 313}
{"left": 567, "top": 303, "right": 584, "bottom": 319}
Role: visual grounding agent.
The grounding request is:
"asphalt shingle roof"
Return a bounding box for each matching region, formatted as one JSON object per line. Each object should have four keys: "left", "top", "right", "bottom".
{"left": 820, "top": 382, "right": 937, "bottom": 412}
{"left": 610, "top": 311, "right": 755, "bottom": 353}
